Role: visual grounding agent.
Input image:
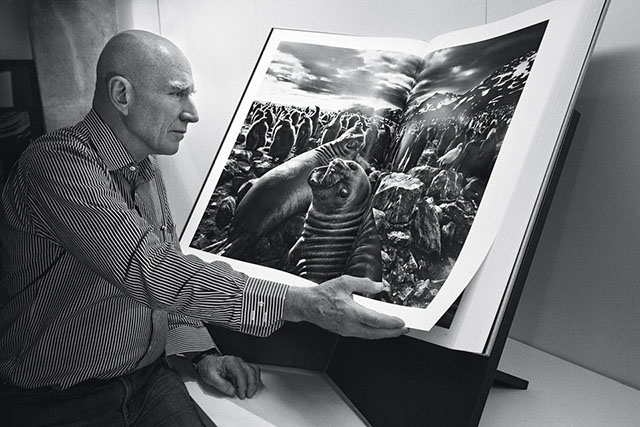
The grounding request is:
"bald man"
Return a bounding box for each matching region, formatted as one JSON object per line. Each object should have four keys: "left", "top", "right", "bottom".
{"left": 0, "top": 30, "right": 407, "bottom": 426}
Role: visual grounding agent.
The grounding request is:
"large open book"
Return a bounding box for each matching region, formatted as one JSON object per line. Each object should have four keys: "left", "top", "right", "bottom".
{"left": 180, "top": 0, "right": 608, "bottom": 354}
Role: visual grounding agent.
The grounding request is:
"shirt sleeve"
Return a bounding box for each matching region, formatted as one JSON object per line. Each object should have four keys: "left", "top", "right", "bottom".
{"left": 165, "top": 313, "right": 215, "bottom": 356}
{"left": 20, "top": 134, "right": 288, "bottom": 336}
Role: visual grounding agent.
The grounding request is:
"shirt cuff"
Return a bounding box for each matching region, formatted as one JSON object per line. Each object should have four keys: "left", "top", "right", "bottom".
{"left": 165, "top": 324, "right": 215, "bottom": 357}
{"left": 240, "top": 277, "right": 289, "bottom": 337}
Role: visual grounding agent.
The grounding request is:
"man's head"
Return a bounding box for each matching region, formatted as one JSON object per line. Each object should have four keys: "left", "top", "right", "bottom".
{"left": 93, "top": 30, "right": 199, "bottom": 161}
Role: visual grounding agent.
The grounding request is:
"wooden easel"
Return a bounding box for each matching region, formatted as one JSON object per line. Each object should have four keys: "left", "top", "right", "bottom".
{"left": 207, "top": 110, "right": 580, "bottom": 426}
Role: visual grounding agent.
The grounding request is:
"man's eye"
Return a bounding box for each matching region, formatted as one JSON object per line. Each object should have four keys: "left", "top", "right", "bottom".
{"left": 171, "top": 90, "right": 192, "bottom": 98}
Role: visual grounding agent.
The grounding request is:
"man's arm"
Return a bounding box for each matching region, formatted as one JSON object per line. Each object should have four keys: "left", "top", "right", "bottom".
{"left": 283, "top": 275, "right": 409, "bottom": 339}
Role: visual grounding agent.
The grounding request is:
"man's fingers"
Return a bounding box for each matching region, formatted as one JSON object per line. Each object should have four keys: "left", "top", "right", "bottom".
{"left": 205, "top": 372, "right": 236, "bottom": 397}
{"left": 356, "top": 305, "right": 406, "bottom": 329}
{"left": 245, "top": 363, "right": 261, "bottom": 398}
{"left": 224, "top": 357, "right": 249, "bottom": 399}
{"left": 340, "top": 298, "right": 408, "bottom": 338}
{"left": 337, "top": 276, "right": 385, "bottom": 295}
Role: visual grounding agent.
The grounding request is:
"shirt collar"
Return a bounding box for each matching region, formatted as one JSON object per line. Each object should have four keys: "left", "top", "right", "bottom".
{"left": 82, "top": 109, "right": 155, "bottom": 183}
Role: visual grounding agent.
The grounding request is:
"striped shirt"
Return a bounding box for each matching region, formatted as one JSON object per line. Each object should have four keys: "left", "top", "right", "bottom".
{"left": 0, "top": 109, "right": 288, "bottom": 390}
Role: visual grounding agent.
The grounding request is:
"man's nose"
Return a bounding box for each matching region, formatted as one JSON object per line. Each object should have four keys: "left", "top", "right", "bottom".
{"left": 180, "top": 97, "right": 199, "bottom": 123}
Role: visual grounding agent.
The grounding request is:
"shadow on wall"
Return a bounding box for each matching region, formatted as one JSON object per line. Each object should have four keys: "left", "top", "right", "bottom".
{"left": 510, "top": 47, "right": 640, "bottom": 390}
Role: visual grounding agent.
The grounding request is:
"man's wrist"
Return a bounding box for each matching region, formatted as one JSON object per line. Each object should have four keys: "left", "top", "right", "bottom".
{"left": 282, "top": 286, "right": 307, "bottom": 323}
{"left": 191, "top": 347, "right": 223, "bottom": 371}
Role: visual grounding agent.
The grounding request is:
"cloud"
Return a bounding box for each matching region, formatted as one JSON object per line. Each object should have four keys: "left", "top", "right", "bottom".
{"left": 260, "top": 41, "right": 421, "bottom": 110}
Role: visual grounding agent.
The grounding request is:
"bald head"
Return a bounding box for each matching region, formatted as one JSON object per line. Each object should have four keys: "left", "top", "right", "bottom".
{"left": 92, "top": 30, "right": 199, "bottom": 161}
{"left": 94, "top": 30, "right": 190, "bottom": 104}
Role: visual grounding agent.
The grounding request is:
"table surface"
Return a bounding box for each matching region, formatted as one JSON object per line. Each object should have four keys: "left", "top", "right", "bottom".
{"left": 180, "top": 338, "right": 640, "bottom": 427}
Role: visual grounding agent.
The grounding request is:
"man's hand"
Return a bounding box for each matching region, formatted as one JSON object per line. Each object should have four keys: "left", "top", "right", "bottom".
{"left": 195, "top": 354, "right": 262, "bottom": 399}
{"left": 283, "top": 275, "right": 409, "bottom": 339}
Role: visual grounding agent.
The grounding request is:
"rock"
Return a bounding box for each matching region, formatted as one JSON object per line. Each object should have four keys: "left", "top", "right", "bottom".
{"left": 237, "top": 162, "right": 252, "bottom": 174}
{"left": 251, "top": 158, "right": 277, "bottom": 177}
{"left": 417, "top": 148, "right": 438, "bottom": 168}
{"left": 411, "top": 198, "right": 441, "bottom": 255}
{"left": 407, "top": 164, "right": 440, "bottom": 187}
{"left": 232, "top": 148, "right": 253, "bottom": 164}
{"left": 386, "top": 230, "right": 413, "bottom": 249}
{"left": 463, "top": 177, "right": 486, "bottom": 205}
{"left": 372, "top": 208, "right": 388, "bottom": 234}
{"left": 440, "top": 199, "right": 476, "bottom": 224}
{"left": 426, "top": 169, "right": 464, "bottom": 202}
{"left": 220, "top": 159, "right": 240, "bottom": 183}
{"left": 380, "top": 249, "right": 393, "bottom": 265}
{"left": 372, "top": 172, "right": 424, "bottom": 224}
{"left": 439, "top": 200, "right": 475, "bottom": 258}
{"left": 215, "top": 196, "right": 236, "bottom": 230}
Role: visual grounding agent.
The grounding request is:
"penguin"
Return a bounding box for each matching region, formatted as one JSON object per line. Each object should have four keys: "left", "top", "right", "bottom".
{"left": 321, "top": 111, "right": 345, "bottom": 144}
{"left": 310, "top": 105, "right": 321, "bottom": 138}
{"left": 391, "top": 127, "right": 418, "bottom": 171}
{"left": 290, "top": 110, "right": 301, "bottom": 128}
{"left": 362, "top": 120, "right": 379, "bottom": 162}
{"left": 403, "top": 126, "right": 436, "bottom": 172}
{"left": 244, "top": 117, "right": 269, "bottom": 151}
{"left": 263, "top": 109, "right": 275, "bottom": 129}
{"left": 294, "top": 115, "right": 313, "bottom": 154}
{"left": 436, "top": 123, "right": 458, "bottom": 157}
{"left": 371, "top": 122, "right": 392, "bottom": 165}
{"left": 269, "top": 118, "right": 296, "bottom": 161}
{"left": 437, "top": 142, "right": 463, "bottom": 168}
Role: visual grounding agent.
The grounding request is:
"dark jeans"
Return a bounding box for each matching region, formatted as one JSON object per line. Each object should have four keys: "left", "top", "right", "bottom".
{"left": 0, "top": 359, "right": 216, "bottom": 427}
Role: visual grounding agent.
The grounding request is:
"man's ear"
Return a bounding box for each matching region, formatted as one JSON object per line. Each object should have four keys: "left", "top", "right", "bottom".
{"left": 108, "top": 75, "right": 133, "bottom": 115}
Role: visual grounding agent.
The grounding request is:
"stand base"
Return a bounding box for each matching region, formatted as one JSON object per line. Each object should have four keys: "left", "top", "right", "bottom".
{"left": 493, "top": 370, "right": 529, "bottom": 390}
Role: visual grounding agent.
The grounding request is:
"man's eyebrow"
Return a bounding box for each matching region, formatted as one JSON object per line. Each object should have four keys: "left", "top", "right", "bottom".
{"left": 169, "top": 80, "right": 196, "bottom": 93}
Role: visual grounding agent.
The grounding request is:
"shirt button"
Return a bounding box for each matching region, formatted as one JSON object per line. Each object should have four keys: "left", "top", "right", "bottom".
{"left": 129, "top": 165, "right": 137, "bottom": 172}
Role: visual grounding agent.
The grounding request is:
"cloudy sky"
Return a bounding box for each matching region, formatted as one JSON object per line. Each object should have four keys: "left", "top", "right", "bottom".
{"left": 255, "top": 20, "right": 548, "bottom": 113}
{"left": 410, "top": 21, "right": 548, "bottom": 105}
{"left": 257, "top": 42, "right": 422, "bottom": 112}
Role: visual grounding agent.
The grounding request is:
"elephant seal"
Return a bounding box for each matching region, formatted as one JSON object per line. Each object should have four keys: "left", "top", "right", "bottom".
{"left": 218, "top": 131, "right": 366, "bottom": 259}
{"left": 287, "top": 158, "right": 382, "bottom": 283}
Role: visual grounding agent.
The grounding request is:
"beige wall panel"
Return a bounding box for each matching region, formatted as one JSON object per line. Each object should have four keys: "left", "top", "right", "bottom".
{"left": 29, "top": 0, "right": 117, "bottom": 130}
{"left": 1, "top": 0, "right": 33, "bottom": 59}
